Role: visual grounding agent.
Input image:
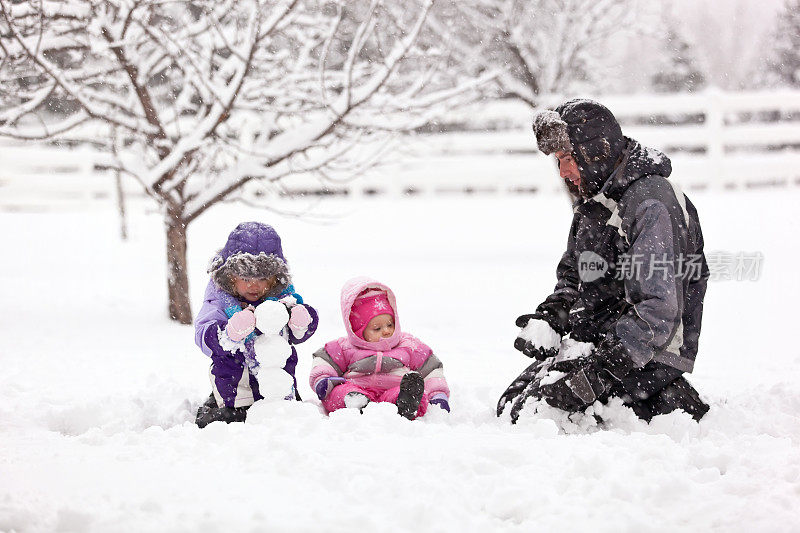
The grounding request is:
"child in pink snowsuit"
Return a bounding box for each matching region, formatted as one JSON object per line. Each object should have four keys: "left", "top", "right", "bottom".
{"left": 310, "top": 277, "right": 450, "bottom": 419}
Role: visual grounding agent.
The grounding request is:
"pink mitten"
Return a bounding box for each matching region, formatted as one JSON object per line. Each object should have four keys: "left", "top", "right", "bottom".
{"left": 288, "top": 304, "right": 313, "bottom": 336}
{"left": 226, "top": 308, "right": 256, "bottom": 342}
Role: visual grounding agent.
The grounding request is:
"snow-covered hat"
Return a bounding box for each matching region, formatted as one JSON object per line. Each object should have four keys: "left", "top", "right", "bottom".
{"left": 208, "top": 222, "right": 291, "bottom": 298}
{"left": 533, "top": 99, "right": 626, "bottom": 197}
{"left": 532, "top": 110, "right": 572, "bottom": 155}
{"left": 349, "top": 289, "right": 395, "bottom": 340}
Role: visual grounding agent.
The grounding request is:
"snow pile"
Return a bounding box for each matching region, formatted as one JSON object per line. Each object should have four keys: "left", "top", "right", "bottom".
{"left": 1, "top": 191, "right": 799, "bottom": 532}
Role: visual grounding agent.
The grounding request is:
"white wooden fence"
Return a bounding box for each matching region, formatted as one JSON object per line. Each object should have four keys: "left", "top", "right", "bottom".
{"left": 2, "top": 89, "right": 800, "bottom": 206}
{"left": 290, "top": 88, "right": 800, "bottom": 197}
{"left": 0, "top": 142, "right": 113, "bottom": 207}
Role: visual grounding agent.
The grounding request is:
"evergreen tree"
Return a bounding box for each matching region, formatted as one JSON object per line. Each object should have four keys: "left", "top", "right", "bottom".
{"left": 768, "top": 0, "right": 800, "bottom": 87}
{"left": 652, "top": 26, "right": 706, "bottom": 93}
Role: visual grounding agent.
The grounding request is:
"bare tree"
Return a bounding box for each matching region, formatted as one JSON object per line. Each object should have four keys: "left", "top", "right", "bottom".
{"left": 0, "top": 0, "right": 487, "bottom": 323}
{"left": 428, "top": 0, "right": 638, "bottom": 108}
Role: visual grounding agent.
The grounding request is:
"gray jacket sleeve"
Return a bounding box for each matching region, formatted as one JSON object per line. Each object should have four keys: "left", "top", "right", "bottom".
{"left": 680, "top": 198, "right": 709, "bottom": 368}
{"left": 615, "top": 198, "right": 683, "bottom": 368}
{"left": 613, "top": 176, "right": 706, "bottom": 372}
{"left": 613, "top": 176, "right": 708, "bottom": 372}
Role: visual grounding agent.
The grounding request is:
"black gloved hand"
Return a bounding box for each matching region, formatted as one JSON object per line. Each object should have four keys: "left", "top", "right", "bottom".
{"left": 513, "top": 313, "right": 561, "bottom": 361}
{"left": 538, "top": 376, "right": 586, "bottom": 412}
{"left": 508, "top": 373, "right": 547, "bottom": 423}
{"left": 515, "top": 314, "right": 541, "bottom": 327}
{"left": 538, "top": 358, "right": 613, "bottom": 413}
{"left": 547, "top": 355, "right": 591, "bottom": 374}
{"left": 497, "top": 360, "right": 546, "bottom": 416}
{"left": 594, "top": 335, "right": 634, "bottom": 380}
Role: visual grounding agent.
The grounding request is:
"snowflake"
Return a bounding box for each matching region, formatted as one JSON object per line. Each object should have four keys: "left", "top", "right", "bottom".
{"left": 374, "top": 299, "right": 391, "bottom": 312}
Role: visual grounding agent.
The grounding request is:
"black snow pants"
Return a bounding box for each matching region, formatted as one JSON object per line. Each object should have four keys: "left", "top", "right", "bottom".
{"left": 614, "top": 362, "right": 709, "bottom": 422}
{"left": 498, "top": 360, "right": 709, "bottom": 423}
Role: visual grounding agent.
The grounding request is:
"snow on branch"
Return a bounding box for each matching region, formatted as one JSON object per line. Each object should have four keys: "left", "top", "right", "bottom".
{"left": 1, "top": 0, "right": 490, "bottom": 220}
{"left": 427, "top": 0, "right": 638, "bottom": 106}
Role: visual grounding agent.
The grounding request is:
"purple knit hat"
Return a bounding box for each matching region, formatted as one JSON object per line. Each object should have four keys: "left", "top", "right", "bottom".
{"left": 208, "top": 222, "right": 291, "bottom": 297}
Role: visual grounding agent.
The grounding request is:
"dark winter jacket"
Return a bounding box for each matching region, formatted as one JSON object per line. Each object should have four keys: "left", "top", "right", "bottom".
{"left": 194, "top": 222, "right": 319, "bottom": 407}
{"left": 535, "top": 139, "right": 709, "bottom": 373}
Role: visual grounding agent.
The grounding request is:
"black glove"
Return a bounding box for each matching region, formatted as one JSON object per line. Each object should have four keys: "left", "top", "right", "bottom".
{"left": 508, "top": 374, "right": 547, "bottom": 423}
{"left": 513, "top": 313, "right": 561, "bottom": 361}
{"left": 515, "top": 313, "right": 542, "bottom": 327}
{"left": 593, "top": 335, "right": 634, "bottom": 380}
{"left": 538, "top": 357, "right": 613, "bottom": 413}
{"left": 497, "top": 360, "right": 546, "bottom": 417}
{"left": 547, "top": 355, "right": 591, "bottom": 374}
{"left": 539, "top": 376, "right": 587, "bottom": 412}
{"left": 531, "top": 297, "right": 571, "bottom": 336}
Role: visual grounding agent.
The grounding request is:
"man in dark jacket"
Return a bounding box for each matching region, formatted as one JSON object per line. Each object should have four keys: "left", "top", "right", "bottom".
{"left": 497, "top": 99, "right": 710, "bottom": 423}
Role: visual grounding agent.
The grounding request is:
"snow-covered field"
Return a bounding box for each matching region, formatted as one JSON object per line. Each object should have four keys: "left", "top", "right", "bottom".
{"left": 1, "top": 185, "right": 799, "bottom": 532}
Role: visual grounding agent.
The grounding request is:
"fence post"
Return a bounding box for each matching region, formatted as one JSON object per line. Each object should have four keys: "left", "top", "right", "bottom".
{"left": 77, "top": 144, "right": 96, "bottom": 204}
{"left": 704, "top": 88, "right": 725, "bottom": 188}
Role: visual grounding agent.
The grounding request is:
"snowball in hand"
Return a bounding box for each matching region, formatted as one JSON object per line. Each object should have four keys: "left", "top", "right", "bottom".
{"left": 254, "top": 300, "right": 289, "bottom": 335}
{"left": 556, "top": 337, "right": 595, "bottom": 362}
{"left": 256, "top": 367, "right": 294, "bottom": 401}
{"left": 253, "top": 334, "right": 292, "bottom": 367}
{"left": 518, "top": 318, "right": 561, "bottom": 350}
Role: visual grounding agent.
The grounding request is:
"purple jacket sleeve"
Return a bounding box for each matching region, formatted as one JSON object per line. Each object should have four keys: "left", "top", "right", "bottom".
{"left": 194, "top": 280, "right": 231, "bottom": 359}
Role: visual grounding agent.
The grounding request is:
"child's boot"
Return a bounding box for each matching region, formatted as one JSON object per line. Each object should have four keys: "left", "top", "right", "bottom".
{"left": 397, "top": 372, "right": 424, "bottom": 420}
{"left": 344, "top": 392, "right": 370, "bottom": 412}
{"left": 195, "top": 393, "right": 248, "bottom": 428}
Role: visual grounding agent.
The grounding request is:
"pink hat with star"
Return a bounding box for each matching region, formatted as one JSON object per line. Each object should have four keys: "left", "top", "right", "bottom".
{"left": 349, "top": 289, "right": 395, "bottom": 339}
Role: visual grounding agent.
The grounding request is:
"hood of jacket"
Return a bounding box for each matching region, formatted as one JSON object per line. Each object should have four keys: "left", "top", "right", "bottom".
{"left": 208, "top": 222, "right": 291, "bottom": 298}
{"left": 340, "top": 276, "right": 402, "bottom": 351}
{"left": 555, "top": 99, "right": 627, "bottom": 198}
{"left": 591, "top": 139, "right": 673, "bottom": 202}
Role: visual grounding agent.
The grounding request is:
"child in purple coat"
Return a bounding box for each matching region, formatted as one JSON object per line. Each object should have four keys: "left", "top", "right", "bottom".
{"left": 194, "top": 222, "right": 318, "bottom": 428}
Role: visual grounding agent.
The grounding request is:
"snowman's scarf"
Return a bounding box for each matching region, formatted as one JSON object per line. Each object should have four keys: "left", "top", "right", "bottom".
{"left": 220, "top": 285, "right": 303, "bottom": 375}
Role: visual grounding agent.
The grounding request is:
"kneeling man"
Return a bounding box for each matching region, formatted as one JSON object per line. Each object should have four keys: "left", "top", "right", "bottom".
{"left": 498, "top": 99, "right": 710, "bottom": 423}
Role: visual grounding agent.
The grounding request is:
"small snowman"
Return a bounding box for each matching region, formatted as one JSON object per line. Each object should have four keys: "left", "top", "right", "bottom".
{"left": 252, "top": 300, "right": 295, "bottom": 400}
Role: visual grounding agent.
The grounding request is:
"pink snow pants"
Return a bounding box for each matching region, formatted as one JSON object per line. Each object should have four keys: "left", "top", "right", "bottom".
{"left": 323, "top": 382, "right": 429, "bottom": 418}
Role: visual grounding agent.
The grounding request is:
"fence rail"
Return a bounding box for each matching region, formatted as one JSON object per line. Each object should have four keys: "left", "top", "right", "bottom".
{"left": 252, "top": 89, "right": 800, "bottom": 197}
{"left": 2, "top": 89, "right": 799, "bottom": 205}
{"left": 0, "top": 143, "right": 113, "bottom": 207}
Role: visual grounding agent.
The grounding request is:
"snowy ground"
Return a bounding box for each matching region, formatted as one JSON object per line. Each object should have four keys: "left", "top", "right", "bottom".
{"left": 1, "top": 186, "right": 799, "bottom": 532}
